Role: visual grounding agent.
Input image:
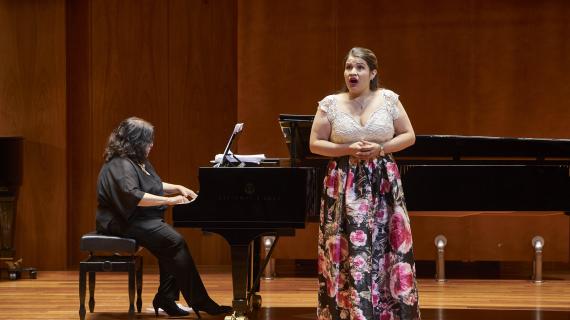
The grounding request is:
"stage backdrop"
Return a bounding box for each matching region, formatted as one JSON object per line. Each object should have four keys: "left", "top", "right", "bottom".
{"left": 66, "top": 0, "right": 238, "bottom": 267}
{"left": 0, "top": 0, "right": 568, "bottom": 269}
{"left": 0, "top": 0, "right": 67, "bottom": 269}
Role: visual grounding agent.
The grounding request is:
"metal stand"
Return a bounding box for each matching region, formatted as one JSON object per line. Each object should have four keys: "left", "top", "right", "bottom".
{"left": 262, "top": 236, "right": 276, "bottom": 280}
{"left": 434, "top": 234, "right": 447, "bottom": 282}
{"left": 531, "top": 236, "right": 544, "bottom": 283}
{"left": 218, "top": 230, "right": 280, "bottom": 320}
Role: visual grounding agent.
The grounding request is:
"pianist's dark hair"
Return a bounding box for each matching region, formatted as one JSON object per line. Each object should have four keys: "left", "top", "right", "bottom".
{"left": 340, "top": 47, "right": 379, "bottom": 92}
{"left": 104, "top": 117, "right": 154, "bottom": 163}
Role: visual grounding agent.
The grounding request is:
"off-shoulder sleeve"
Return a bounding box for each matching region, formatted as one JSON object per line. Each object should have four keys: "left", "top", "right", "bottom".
{"left": 382, "top": 89, "right": 401, "bottom": 120}
{"left": 100, "top": 158, "right": 145, "bottom": 221}
{"left": 317, "top": 94, "right": 337, "bottom": 122}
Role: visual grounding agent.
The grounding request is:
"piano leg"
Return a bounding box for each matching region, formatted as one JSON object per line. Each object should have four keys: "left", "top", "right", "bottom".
{"left": 249, "top": 238, "right": 261, "bottom": 293}
{"left": 248, "top": 239, "right": 262, "bottom": 311}
{"left": 229, "top": 244, "right": 250, "bottom": 320}
{"left": 209, "top": 229, "right": 280, "bottom": 320}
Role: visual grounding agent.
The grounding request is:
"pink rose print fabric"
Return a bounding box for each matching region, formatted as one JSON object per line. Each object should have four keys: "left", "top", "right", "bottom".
{"left": 318, "top": 155, "right": 420, "bottom": 319}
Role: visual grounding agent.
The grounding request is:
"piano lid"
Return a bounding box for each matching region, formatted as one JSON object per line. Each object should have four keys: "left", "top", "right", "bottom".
{"left": 278, "top": 115, "right": 570, "bottom": 160}
{"left": 396, "top": 135, "right": 570, "bottom": 159}
{"left": 279, "top": 114, "right": 325, "bottom": 161}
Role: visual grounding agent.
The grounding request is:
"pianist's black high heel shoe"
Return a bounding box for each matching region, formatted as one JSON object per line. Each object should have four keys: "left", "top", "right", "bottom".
{"left": 191, "top": 299, "right": 233, "bottom": 319}
{"left": 152, "top": 295, "right": 190, "bottom": 317}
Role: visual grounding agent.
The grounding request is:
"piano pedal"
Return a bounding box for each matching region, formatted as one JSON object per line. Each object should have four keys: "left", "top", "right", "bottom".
{"left": 249, "top": 294, "right": 262, "bottom": 310}
{"left": 225, "top": 312, "right": 248, "bottom": 320}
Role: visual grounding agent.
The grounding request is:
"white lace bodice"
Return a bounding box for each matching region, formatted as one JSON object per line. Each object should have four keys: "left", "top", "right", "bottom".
{"left": 318, "top": 89, "right": 400, "bottom": 144}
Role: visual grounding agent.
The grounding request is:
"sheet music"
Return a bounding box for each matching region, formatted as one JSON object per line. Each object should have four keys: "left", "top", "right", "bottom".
{"left": 213, "top": 151, "right": 266, "bottom": 164}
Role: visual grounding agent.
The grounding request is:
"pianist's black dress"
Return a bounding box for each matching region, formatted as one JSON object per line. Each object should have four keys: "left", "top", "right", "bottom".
{"left": 95, "top": 156, "right": 212, "bottom": 308}
{"left": 316, "top": 90, "right": 420, "bottom": 320}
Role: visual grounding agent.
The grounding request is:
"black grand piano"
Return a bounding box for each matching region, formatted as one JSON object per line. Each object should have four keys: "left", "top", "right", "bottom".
{"left": 173, "top": 124, "right": 316, "bottom": 320}
{"left": 173, "top": 115, "right": 570, "bottom": 319}
{"left": 398, "top": 135, "right": 570, "bottom": 212}
{"left": 276, "top": 114, "right": 570, "bottom": 212}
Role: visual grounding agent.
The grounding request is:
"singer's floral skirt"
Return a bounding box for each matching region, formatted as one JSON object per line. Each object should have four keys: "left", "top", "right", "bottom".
{"left": 317, "top": 155, "right": 421, "bottom": 320}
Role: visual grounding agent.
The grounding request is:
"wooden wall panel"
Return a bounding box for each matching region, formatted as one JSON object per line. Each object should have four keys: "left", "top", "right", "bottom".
{"left": 68, "top": 0, "right": 237, "bottom": 266}
{"left": 336, "top": 1, "right": 477, "bottom": 135}
{"left": 410, "top": 213, "right": 569, "bottom": 261}
{"left": 0, "top": 0, "right": 67, "bottom": 269}
{"left": 333, "top": 0, "right": 570, "bottom": 138}
{"left": 77, "top": 0, "right": 170, "bottom": 266}
{"left": 237, "top": 0, "right": 570, "bottom": 153}
{"left": 67, "top": 0, "right": 93, "bottom": 267}
{"left": 237, "top": 0, "right": 338, "bottom": 260}
{"left": 90, "top": 0, "right": 170, "bottom": 166}
{"left": 468, "top": 213, "right": 568, "bottom": 261}
{"left": 467, "top": 1, "right": 570, "bottom": 138}
{"left": 168, "top": 0, "right": 237, "bottom": 265}
{"left": 237, "top": 0, "right": 338, "bottom": 156}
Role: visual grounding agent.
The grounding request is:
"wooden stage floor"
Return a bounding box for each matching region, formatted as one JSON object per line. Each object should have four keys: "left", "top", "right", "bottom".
{"left": 1, "top": 268, "right": 570, "bottom": 320}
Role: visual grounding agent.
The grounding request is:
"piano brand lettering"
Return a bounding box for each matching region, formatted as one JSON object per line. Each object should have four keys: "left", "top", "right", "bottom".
{"left": 244, "top": 183, "right": 255, "bottom": 195}
{"left": 217, "top": 194, "right": 281, "bottom": 201}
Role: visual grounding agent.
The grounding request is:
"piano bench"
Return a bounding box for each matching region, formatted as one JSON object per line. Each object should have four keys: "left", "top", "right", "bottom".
{"left": 79, "top": 232, "right": 143, "bottom": 320}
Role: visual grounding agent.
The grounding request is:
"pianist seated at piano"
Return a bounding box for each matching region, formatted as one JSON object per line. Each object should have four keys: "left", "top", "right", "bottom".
{"left": 95, "top": 117, "right": 232, "bottom": 317}
{"left": 310, "top": 47, "right": 420, "bottom": 319}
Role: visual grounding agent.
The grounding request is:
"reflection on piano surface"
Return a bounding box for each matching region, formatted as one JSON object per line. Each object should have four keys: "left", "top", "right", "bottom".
{"left": 172, "top": 115, "right": 570, "bottom": 319}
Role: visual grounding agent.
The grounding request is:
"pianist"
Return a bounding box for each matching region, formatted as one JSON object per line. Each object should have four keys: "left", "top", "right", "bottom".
{"left": 310, "top": 47, "right": 421, "bottom": 319}
{"left": 95, "top": 117, "right": 231, "bottom": 317}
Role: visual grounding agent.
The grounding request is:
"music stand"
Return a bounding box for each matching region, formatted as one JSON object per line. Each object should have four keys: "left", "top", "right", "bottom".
{"left": 215, "top": 123, "right": 244, "bottom": 167}
{"left": 278, "top": 114, "right": 322, "bottom": 166}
